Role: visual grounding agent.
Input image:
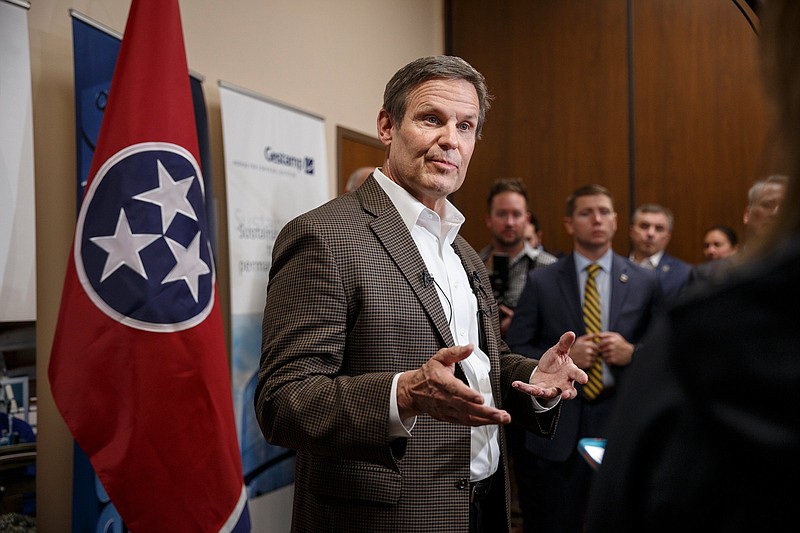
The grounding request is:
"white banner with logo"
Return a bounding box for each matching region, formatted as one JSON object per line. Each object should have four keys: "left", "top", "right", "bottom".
{"left": 219, "top": 80, "right": 328, "bottom": 526}
{"left": 0, "top": 0, "right": 36, "bottom": 322}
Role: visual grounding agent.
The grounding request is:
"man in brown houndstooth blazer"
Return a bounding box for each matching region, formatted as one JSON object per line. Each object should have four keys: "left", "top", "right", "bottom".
{"left": 255, "top": 55, "right": 587, "bottom": 533}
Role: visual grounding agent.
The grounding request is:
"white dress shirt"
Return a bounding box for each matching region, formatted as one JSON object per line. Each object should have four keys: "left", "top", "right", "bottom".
{"left": 374, "top": 169, "right": 498, "bottom": 481}
{"left": 371, "top": 169, "right": 556, "bottom": 482}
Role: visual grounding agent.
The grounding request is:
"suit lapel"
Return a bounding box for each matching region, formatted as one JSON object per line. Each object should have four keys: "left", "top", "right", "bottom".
{"left": 361, "top": 181, "right": 454, "bottom": 347}
{"left": 558, "top": 254, "right": 584, "bottom": 332}
{"left": 608, "top": 254, "right": 631, "bottom": 331}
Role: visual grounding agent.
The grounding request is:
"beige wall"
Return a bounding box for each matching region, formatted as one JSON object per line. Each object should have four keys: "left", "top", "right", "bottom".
{"left": 28, "top": 0, "right": 443, "bottom": 528}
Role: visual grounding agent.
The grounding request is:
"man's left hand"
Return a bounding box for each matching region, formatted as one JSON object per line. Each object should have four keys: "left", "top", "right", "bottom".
{"left": 512, "top": 331, "right": 588, "bottom": 400}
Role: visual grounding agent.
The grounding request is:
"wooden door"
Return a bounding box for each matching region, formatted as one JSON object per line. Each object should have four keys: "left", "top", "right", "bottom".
{"left": 337, "top": 126, "right": 384, "bottom": 195}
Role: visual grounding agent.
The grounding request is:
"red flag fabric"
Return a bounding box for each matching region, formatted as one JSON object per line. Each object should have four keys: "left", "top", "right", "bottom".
{"left": 49, "top": 1, "right": 249, "bottom": 530}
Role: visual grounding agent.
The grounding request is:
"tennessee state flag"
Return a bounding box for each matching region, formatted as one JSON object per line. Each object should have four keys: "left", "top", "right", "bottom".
{"left": 49, "top": 1, "right": 250, "bottom": 531}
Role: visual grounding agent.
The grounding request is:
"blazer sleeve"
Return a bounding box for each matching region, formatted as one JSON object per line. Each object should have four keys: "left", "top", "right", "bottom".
{"left": 500, "top": 355, "right": 560, "bottom": 437}
{"left": 254, "top": 214, "right": 399, "bottom": 469}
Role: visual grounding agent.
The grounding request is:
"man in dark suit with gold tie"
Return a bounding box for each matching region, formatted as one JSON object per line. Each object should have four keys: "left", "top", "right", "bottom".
{"left": 255, "top": 55, "right": 587, "bottom": 533}
{"left": 506, "top": 184, "right": 661, "bottom": 533}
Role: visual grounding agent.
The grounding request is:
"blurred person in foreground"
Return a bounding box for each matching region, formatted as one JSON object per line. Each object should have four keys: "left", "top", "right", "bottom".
{"left": 255, "top": 55, "right": 586, "bottom": 533}
{"left": 585, "top": 2, "right": 800, "bottom": 530}
{"left": 628, "top": 203, "right": 692, "bottom": 300}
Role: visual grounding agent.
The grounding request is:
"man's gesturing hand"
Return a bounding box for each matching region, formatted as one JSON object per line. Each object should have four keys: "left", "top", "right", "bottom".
{"left": 512, "top": 331, "right": 588, "bottom": 400}
{"left": 397, "top": 344, "right": 511, "bottom": 426}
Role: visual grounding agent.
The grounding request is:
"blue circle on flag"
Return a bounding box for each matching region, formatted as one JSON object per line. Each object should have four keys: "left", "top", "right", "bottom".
{"left": 75, "top": 143, "right": 215, "bottom": 332}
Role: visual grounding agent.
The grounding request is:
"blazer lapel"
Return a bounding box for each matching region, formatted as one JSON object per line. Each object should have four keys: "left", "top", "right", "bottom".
{"left": 452, "top": 239, "right": 501, "bottom": 394}
{"left": 452, "top": 240, "right": 493, "bottom": 352}
{"left": 360, "top": 180, "right": 454, "bottom": 347}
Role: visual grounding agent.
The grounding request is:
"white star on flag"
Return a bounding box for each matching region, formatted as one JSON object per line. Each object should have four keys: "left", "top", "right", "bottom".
{"left": 133, "top": 159, "right": 197, "bottom": 231}
{"left": 90, "top": 209, "right": 161, "bottom": 282}
{"left": 163, "top": 231, "right": 210, "bottom": 302}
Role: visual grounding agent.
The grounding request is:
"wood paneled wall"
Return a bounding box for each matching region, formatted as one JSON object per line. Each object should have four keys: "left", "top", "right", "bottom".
{"left": 446, "top": 0, "right": 773, "bottom": 264}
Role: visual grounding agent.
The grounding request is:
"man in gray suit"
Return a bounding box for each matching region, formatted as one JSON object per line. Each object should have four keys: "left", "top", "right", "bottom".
{"left": 506, "top": 184, "right": 661, "bottom": 533}
{"left": 255, "top": 56, "right": 586, "bottom": 533}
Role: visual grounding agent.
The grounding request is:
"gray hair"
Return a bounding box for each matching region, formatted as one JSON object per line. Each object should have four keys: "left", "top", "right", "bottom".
{"left": 747, "top": 174, "right": 789, "bottom": 206}
{"left": 382, "top": 55, "right": 492, "bottom": 139}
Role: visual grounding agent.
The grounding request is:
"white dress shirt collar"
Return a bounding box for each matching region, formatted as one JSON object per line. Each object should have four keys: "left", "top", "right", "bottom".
{"left": 372, "top": 168, "right": 465, "bottom": 243}
{"left": 629, "top": 250, "right": 663, "bottom": 269}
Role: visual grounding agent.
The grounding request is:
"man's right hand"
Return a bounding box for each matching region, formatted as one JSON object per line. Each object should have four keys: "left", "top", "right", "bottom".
{"left": 396, "top": 345, "right": 512, "bottom": 426}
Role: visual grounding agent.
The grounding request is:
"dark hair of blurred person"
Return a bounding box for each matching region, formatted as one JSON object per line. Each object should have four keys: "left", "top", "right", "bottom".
{"left": 585, "top": 2, "right": 800, "bottom": 531}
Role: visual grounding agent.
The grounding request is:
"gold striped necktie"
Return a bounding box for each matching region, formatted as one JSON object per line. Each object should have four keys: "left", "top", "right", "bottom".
{"left": 582, "top": 263, "right": 603, "bottom": 400}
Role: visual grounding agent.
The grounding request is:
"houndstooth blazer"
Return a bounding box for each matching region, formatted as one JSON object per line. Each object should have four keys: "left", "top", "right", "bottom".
{"left": 255, "top": 175, "right": 560, "bottom": 532}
